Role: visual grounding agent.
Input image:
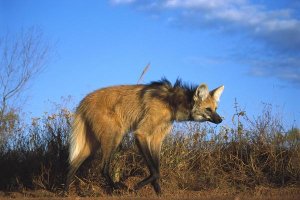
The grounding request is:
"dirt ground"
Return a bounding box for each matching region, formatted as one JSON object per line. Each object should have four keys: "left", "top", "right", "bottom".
{"left": 0, "top": 186, "right": 299, "bottom": 200}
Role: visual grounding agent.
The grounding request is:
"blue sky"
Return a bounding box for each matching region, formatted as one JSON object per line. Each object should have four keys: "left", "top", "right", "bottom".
{"left": 1, "top": 0, "right": 300, "bottom": 128}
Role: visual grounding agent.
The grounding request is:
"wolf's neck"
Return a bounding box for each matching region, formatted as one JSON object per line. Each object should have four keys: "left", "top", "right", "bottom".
{"left": 174, "top": 110, "right": 192, "bottom": 121}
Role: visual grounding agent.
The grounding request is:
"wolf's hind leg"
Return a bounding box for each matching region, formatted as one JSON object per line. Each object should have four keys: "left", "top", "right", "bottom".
{"left": 99, "top": 130, "right": 126, "bottom": 190}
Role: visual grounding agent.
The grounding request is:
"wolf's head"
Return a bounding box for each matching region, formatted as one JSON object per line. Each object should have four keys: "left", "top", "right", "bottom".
{"left": 192, "top": 84, "right": 224, "bottom": 124}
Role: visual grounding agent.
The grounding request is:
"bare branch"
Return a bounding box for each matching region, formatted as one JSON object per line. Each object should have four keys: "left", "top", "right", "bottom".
{"left": 0, "top": 27, "right": 51, "bottom": 114}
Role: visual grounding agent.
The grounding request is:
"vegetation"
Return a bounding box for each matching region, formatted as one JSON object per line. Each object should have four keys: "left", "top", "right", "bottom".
{"left": 0, "top": 101, "right": 299, "bottom": 198}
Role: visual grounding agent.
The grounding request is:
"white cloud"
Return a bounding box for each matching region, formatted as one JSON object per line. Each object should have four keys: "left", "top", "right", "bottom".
{"left": 111, "top": 0, "right": 300, "bottom": 84}
{"left": 245, "top": 55, "right": 300, "bottom": 85}
{"left": 164, "top": 0, "right": 246, "bottom": 9}
{"left": 112, "top": 0, "right": 300, "bottom": 51}
{"left": 171, "top": 2, "right": 300, "bottom": 52}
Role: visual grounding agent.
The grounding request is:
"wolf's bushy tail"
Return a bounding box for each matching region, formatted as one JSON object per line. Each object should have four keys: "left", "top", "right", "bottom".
{"left": 69, "top": 113, "right": 88, "bottom": 162}
{"left": 67, "top": 112, "right": 92, "bottom": 186}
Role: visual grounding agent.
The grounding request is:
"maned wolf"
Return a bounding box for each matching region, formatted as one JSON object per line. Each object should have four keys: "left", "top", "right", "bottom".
{"left": 66, "top": 78, "right": 224, "bottom": 195}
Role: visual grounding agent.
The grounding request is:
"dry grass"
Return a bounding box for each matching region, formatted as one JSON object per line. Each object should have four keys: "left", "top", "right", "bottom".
{"left": 0, "top": 102, "right": 299, "bottom": 198}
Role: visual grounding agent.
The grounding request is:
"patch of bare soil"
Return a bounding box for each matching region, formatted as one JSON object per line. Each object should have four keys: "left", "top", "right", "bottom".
{"left": 0, "top": 186, "right": 299, "bottom": 200}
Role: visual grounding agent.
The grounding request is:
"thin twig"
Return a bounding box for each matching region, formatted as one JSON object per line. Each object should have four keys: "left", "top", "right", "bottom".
{"left": 137, "top": 62, "right": 150, "bottom": 84}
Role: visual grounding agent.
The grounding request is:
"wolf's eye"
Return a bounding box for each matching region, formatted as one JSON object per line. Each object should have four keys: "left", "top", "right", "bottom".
{"left": 205, "top": 108, "right": 213, "bottom": 112}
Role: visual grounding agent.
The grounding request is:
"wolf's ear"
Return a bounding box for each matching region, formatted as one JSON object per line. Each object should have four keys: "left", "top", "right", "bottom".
{"left": 194, "top": 84, "right": 209, "bottom": 102}
{"left": 210, "top": 85, "right": 224, "bottom": 102}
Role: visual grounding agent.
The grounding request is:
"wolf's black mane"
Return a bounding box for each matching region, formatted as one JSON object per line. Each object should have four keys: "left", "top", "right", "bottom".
{"left": 146, "top": 77, "right": 197, "bottom": 94}
{"left": 142, "top": 78, "right": 197, "bottom": 120}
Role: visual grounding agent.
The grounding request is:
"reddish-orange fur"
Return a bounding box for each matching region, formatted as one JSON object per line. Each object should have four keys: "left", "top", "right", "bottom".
{"left": 66, "top": 78, "right": 224, "bottom": 195}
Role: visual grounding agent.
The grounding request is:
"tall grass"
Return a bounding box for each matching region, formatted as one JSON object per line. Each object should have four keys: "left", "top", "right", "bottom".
{"left": 0, "top": 102, "right": 299, "bottom": 195}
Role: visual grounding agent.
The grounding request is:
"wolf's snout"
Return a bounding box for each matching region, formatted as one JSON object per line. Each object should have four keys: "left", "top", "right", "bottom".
{"left": 212, "top": 113, "right": 223, "bottom": 124}
{"left": 215, "top": 117, "right": 222, "bottom": 124}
